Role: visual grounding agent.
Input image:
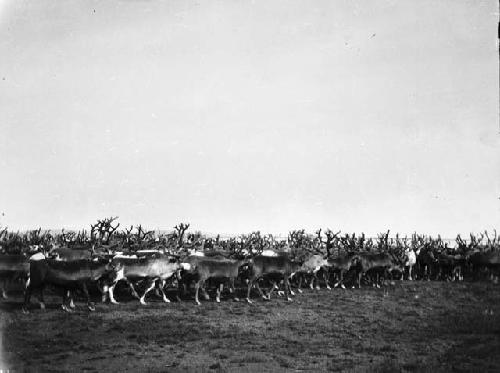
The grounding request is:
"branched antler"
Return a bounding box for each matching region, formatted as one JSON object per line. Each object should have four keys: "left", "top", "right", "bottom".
{"left": 174, "top": 223, "right": 190, "bottom": 248}
{"left": 91, "top": 216, "right": 120, "bottom": 245}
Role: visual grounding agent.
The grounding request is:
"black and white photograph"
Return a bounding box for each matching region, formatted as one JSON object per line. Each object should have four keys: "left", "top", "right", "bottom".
{"left": 0, "top": 0, "right": 499, "bottom": 371}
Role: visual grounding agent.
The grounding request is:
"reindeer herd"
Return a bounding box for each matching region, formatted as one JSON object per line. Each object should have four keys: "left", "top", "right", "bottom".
{"left": 0, "top": 218, "right": 499, "bottom": 313}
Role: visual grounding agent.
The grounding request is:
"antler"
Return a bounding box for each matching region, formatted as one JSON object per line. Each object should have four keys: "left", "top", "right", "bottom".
{"left": 484, "top": 230, "right": 491, "bottom": 245}
{"left": 174, "top": 223, "right": 190, "bottom": 248}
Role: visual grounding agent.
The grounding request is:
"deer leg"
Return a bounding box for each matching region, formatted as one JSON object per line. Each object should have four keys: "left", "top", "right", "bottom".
{"left": 246, "top": 279, "right": 255, "bottom": 304}
{"left": 335, "top": 270, "right": 345, "bottom": 289}
{"left": 270, "top": 282, "right": 280, "bottom": 299}
{"left": 62, "top": 289, "right": 75, "bottom": 312}
{"left": 61, "top": 289, "right": 70, "bottom": 312}
{"left": 202, "top": 283, "right": 210, "bottom": 300}
{"left": 253, "top": 280, "right": 268, "bottom": 300}
{"left": 288, "top": 278, "right": 295, "bottom": 296}
{"left": 154, "top": 284, "right": 162, "bottom": 298}
{"left": 126, "top": 279, "right": 140, "bottom": 299}
{"left": 158, "top": 280, "right": 170, "bottom": 303}
{"left": 81, "top": 282, "right": 95, "bottom": 311}
{"left": 254, "top": 281, "right": 268, "bottom": 300}
{"left": 308, "top": 273, "right": 315, "bottom": 290}
{"left": 339, "top": 271, "right": 346, "bottom": 289}
{"left": 176, "top": 280, "right": 187, "bottom": 302}
{"left": 284, "top": 276, "right": 292, "bottom": 302}
{"left": 68, "top": 290, "right": 75, "bottom": 308}
{"left": 100, "top": 283, "right": 109, "bottom": 303}
{"left": 229, "top": 277, "right": 239, "bottom": 301}
{"left": 358, "top": 270, "right": 363, "bottom": 289}
{"left": 251, "top": 280, "right": 262, "bottom": 297}
{"left": 267, "top": 281, "right": 278, "bottom": 300}
{"left": 323, "top": 270, "right": 331, "bottom": 290}
{"left": 38, "top": 285, "right": 46, "bottom": 310}
{"left": 1, "top": 280, "right": 8, "bottom": 299}
{"left": 108, "top": 283, "right": 119, "bottom": 304}
{"left": 313, "top": 269, "right": 321, "bottom": 290}
{"left": 23, "top": 283, "right": 33, "bottom": 313}
{"left": 194, "top": 280, "right": 204, "bottom": 306}
{"left": 181, "top": 281, "right": 189, "bottom": 301}
{"left": 139, "top": 279, "right": 156, "bottom": 305}
{"left": 197, "top": 279, "right": 210, "bottom": 300}
{"left": 165, "top": 276, "right": 177, "bottom": 291}
{"left": 216, "top": 283, "right": 223, "bottom": 303}
{"left": 297, "top": 275, "right": 303, "bottom": 293}
{"left": 96, "top": 279, "right": 106, "bottom": 302}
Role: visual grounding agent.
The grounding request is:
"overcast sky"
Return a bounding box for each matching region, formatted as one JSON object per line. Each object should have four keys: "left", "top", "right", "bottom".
{"left": 0, "top": 0, "right": 498, "bottom": 237}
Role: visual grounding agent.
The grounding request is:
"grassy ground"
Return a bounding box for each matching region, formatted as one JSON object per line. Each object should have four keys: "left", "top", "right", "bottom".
{"left": 1, "top": 281, "right": 499, "bottom": 372}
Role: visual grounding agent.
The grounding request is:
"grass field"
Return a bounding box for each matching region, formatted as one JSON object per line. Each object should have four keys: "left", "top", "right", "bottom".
{"left": 1, "top": 281, "right": 499, "bottom": 372}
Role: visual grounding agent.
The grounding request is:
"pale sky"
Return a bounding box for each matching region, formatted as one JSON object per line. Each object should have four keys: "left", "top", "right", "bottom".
{"left": 0, "top": 0, "right": 498, "bottom": 237}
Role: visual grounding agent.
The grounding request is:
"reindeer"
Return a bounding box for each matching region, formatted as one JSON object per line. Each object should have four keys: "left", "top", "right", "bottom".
{"left": 322, "top": 254, "right": 359, "bottom": 289}
{"left": 180, "top": 255, "right": 249, "bottom": 305}
{"left": 353, "top": 252, "right": 403, "bottom": 288}
{"left": 402, "top": 233, "right": 419, "bottom": 281}
{"left": 245, "top": 255, "right": 301, "bottom": 303}
{"left": 294, "top": 254, "right": 327, "bottom": 292}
